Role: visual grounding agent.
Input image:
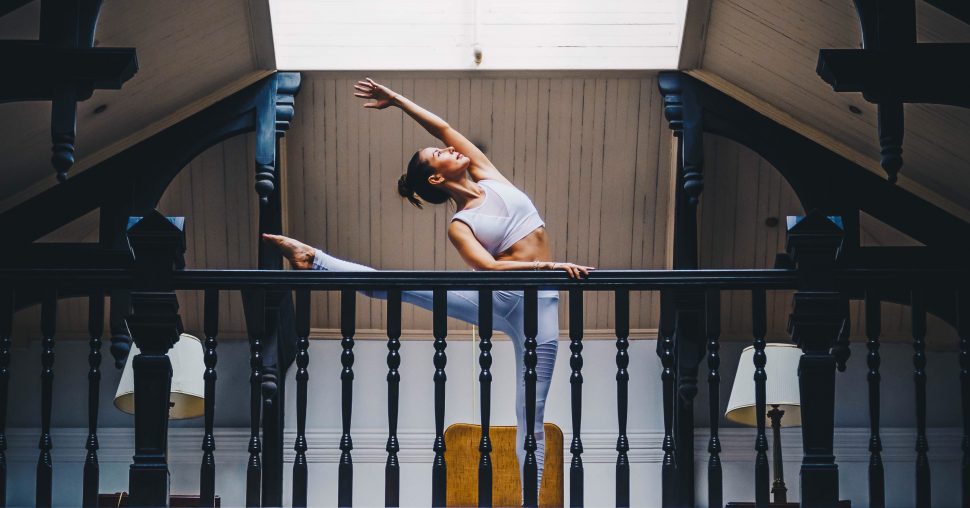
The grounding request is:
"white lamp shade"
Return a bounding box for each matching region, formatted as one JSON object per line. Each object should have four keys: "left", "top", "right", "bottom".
{"left": 725, "top": 343, "right": 802, "bottom": 427}
{"left": 114, "top": 333, "right": 206, "bottom": 420}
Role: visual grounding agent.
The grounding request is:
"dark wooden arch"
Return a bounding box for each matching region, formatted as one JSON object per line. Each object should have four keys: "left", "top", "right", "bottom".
{"left": 1, "top": 72, "right": 300, "bottom": 247}
{"left": 0, "top": 71, "right": 301, "bottom": 505}
{"left": 657, "top": 70, "right": 968, "bottom": 506}
{"left": 658, "top": 71, "right": 970, "bottom": 253}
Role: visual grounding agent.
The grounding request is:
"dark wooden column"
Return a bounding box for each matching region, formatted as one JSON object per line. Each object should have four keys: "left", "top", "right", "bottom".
{"left": 785, "top": 212, "right": 846, "bottom": 508}
{"left": 664, "top": 86, "right": 706, "bottom": 506}
{"left": 958, "top": 288, "right": 970, "bottom": 508}
{"left": 125, "top": 212, "right": 186, "bottom": 508}
{"left": 83, "top": 291, "right": 105, "bottom": 508}
{"left": 658, "top": 294, "right": 677, "bottom": 508}
{"left": 705, "top": 290, "right": 723, "bottom": 508}
{"left": 672, "top": 289, "right": 705, "bottom": 507}
{"left": 567, "top": 289, "right": 584, "bottom": 508}
{"left": 253, "top": 73, "right": 301, "bottom": 508}
{"left": 0, "top": 288, "right": 10, "bottom": 507}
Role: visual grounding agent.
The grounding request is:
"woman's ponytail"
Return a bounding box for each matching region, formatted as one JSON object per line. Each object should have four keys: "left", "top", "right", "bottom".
{"left": 398, "top": 150, "right": 450, "bottom": 208}
{"left": 397, "top": 173, "right": 423, "bottom": 208}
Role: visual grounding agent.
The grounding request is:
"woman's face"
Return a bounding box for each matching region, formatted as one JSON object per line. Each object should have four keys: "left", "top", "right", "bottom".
{"left": 420, "top": 146, "right": 470, "bottom": 181}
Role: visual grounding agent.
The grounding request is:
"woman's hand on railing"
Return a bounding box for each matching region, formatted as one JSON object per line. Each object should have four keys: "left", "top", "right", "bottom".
{"left": 546, "top": 261, "right": 595, "bottom": 279}
{"left": 261, "top": 233, "right": 316, "bottom": 270}
{"left": 354, "top": 78, "right": 397, "bottom": 109}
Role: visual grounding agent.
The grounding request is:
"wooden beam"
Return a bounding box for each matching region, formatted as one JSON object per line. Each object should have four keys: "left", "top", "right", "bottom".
{"left": 0, "top": 42, "right": 137, "bottom": 102}
{"left": 0, "top": 69, "right": 275, "bottom": 213}
{"left": 687, "top": 69, "right": 970, "bottom": 225}
{"left": 817, "top": 44, "right": 970, "bottom": 107}
{"left": 246, "top": 0, "right": 276, "bottom": 70}
{"left": 677, "top": 0, "right": 713, "bottom": 69}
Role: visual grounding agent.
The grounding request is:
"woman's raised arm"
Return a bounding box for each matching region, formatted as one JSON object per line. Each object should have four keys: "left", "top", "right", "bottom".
{"left": 354, "top": 78, "right": 508, "bottom": 184}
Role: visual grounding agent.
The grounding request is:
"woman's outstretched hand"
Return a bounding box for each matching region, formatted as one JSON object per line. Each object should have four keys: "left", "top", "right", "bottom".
{"left": 354, "top": 77, "right": 397, "bottom": 109}
{"left": 550, "top": 262, "right": 595, "bottom": 279}
{"left": 261, "top": 233, "right": 317, "bottom": 270}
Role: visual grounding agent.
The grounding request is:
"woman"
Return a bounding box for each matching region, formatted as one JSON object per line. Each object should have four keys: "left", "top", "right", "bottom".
{"left": 263, "top": 77, "right": 593, "bottom": 495}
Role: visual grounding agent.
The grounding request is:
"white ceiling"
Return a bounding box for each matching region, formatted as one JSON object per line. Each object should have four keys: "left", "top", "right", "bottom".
{"left": 268, "top": 0, "right": 689, "bottom": 70}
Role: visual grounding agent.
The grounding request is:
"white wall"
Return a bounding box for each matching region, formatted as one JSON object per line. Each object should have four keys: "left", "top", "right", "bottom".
{"left": 4, "top": 339, "right": 962, "bottom": 507}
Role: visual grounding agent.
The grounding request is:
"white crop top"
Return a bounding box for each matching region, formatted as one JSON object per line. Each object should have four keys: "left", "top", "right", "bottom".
{"left": 451, "top": 179, "right": 545, "bottom": 256}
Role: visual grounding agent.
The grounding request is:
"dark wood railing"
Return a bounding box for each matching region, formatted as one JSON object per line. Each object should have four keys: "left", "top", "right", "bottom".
{"left": 0, "top": 212, "right": 967, "bottom": 508}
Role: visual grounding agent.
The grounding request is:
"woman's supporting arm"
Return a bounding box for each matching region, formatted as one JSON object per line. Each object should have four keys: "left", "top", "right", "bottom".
{"left": 448, "top": 221, "right": 593, "bottom": 278}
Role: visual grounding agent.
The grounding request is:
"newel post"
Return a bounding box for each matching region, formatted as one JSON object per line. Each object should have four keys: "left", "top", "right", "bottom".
{"left": 785, "top": 212, "right": 846, "bottom": 508}
{"left": 125, "top": 211, "right": 186, "bottom": 507}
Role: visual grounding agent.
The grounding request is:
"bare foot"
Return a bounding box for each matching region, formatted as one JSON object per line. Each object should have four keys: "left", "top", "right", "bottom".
{"left": 261, "top": 233, "right": 316, "bottom": 270}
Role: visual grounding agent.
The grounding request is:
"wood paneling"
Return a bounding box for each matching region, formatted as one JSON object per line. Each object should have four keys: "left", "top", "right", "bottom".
{"left": 160, "top": 134, "right": 262, "bottom": 338}
{"left": 285, "top": 73, "right": 674, "bottom": 337}
{"left": 8, "top": 71, "right": 959, "bottom": 351}
{"left": 698, "top": 135, "right": 957, "bottom": 349}
{"left": 0, "top": 0, "right": 260, "bottom": 203}
{"left": 269, "top": 0, "right": 687, "bottom": 70}
{"left": 698, "top": 135, "right": 803, "bottom": 341}
{"left": 11, "top": 135, "right": 261, "bottom": 342}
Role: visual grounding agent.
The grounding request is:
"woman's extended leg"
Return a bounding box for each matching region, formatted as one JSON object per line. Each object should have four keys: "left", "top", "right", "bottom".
{"left": 311, "top": 248, "right": 484, "bottom": 321}
{"left": 506, "top": 293, "right": 560, "bottom": 497}
{"left": 317, "top": 248, "right": 560, "bottom": 496}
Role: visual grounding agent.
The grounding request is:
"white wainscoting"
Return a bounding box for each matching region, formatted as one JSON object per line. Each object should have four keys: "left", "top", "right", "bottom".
{"left": 3, "top": 338, "right": 962, "bottom": 506}
{"left": 2, "top": 427, "right": 962, "bottom": 507}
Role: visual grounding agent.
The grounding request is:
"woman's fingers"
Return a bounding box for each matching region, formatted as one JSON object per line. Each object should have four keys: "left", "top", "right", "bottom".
{"left": 556, "top": 262, "right": 595, "bottom": 279}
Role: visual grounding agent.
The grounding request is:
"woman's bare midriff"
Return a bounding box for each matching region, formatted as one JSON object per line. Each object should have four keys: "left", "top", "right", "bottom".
{"left": 494, "top": 226, "right": 551, "bottom": 263}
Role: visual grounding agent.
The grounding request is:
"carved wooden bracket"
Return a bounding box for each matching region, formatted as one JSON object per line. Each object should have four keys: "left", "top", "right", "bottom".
{"left": 816, "top": 1, "right": 970, "bottom": 182}
{"left": 658, "top": 73, "right": 704, "bottom": 205}
{"left": 0, "top": 1, "right": 138, "bottom": 182}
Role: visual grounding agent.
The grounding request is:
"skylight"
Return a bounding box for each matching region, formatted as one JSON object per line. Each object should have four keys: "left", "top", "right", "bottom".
{"left": 268, "top": 0, "right": 689, "bottom": 70}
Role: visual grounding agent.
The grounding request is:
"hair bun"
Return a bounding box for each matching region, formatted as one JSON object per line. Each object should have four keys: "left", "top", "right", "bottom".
{"left": 397, "top": 173, "right": 423, "bottom": 208}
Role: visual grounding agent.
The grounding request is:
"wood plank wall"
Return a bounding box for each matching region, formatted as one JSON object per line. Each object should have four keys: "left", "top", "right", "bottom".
{"left": 699, "top": 135, "right": 957, "bottom": 348}
{"left": 10, "top": 73, "right": 957, "bottom": 349}
{"left": 698, "top": 134, "right": 802, "bottom": 340}
{"left": 160, "top": 134, "right": 262, "bottom": 339}
{"left": 12, "top": 136, "right": 260, "bottom": 344}
{"left": 284, "top": 73, "right": 674, "bottom": 339}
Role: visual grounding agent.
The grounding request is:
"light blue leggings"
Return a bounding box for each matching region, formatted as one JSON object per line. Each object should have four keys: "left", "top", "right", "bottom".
{"left": 313, "top": 249, "right": 559, "bottom": 493}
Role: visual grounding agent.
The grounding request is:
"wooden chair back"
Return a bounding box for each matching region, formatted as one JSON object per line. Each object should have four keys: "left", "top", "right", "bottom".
{"left": 444, "top": 422, "right": 563, "bottom": 507}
